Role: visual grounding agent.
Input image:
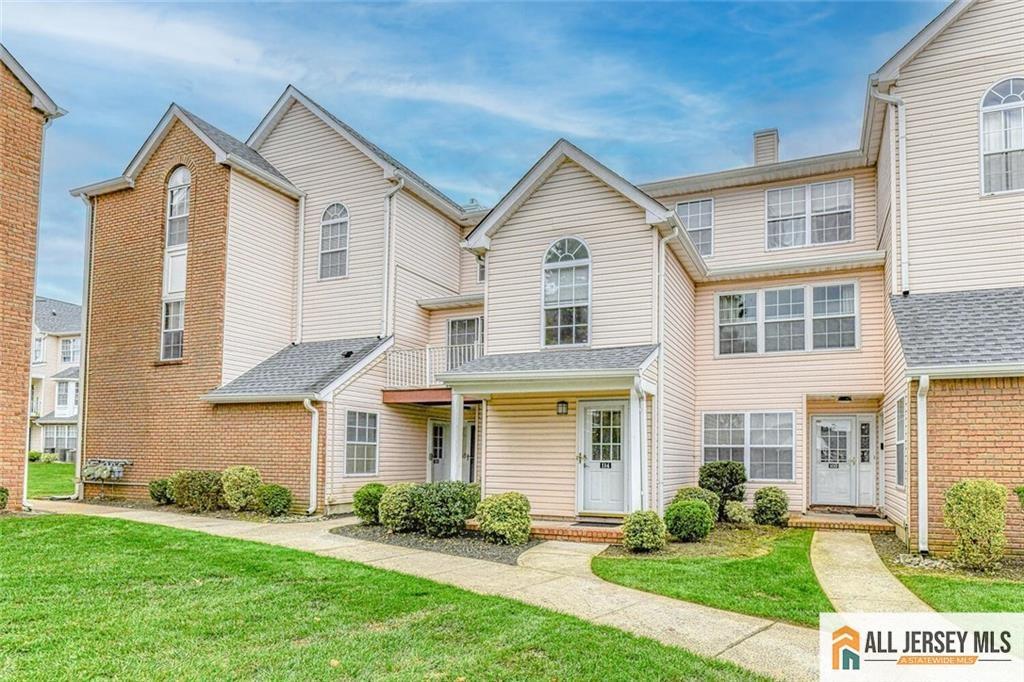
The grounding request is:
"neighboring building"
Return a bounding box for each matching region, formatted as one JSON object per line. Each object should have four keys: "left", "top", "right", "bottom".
{"left": 28, "top": 296, "right": 82, "bottom": 462}
{"left": 0, "top": 45, "right": 64, "bottom": 509}
{"left": 74, "top": 0, "right": 1022, "bottom": 553}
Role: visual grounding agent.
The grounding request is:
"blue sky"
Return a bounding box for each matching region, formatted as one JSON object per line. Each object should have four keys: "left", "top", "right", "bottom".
{"left": 4, "top": 0, "right": 944, "bottom": 303}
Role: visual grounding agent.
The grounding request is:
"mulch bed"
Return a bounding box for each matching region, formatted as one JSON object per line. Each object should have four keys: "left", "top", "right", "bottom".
{"left": 331, "top": 523, "right": 541, "bottom": 565}
{"left": 872, "top": 532, "right": 1024, "bottom": 581}
{"left": 79, "top": 497, "right": 335, "bottom": 524}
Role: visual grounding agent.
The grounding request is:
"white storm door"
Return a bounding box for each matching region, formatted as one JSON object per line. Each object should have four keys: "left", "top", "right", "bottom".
{"left": 856, "top": 416, "right": 877, "bottom": 507}
{"left": 428, "top": 419, "right": 450, "bottom": 482}
{"left": 580, "top": 402, "right": 627, "bottom": 513}
{"left": 812, "top": 417, "right": 856, "bottom": 506}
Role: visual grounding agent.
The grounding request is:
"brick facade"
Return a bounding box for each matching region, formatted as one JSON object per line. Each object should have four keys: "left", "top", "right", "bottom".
{"left": 908, "top": 377, "right": 1024, "bottom": 555}
{"left": 84, "top": 120, "right": 326, "bottom": 510}
{"left": 0, "top": 63, "right": 48, "bottom": 510}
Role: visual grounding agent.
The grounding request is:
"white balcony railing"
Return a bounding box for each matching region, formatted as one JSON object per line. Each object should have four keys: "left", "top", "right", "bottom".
{"left": 386, "top": 344, "right": 483, "bottom": 389}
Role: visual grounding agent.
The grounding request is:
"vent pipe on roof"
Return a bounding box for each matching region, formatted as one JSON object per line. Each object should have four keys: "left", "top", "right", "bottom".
{"left": 753, "top": 129, "right": 779, "bottom": 165}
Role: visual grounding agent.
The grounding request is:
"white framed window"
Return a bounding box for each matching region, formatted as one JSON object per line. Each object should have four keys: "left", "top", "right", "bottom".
{"left": 166, "top": 166, "right": 190, "bottom": 248}
{"left": 702, "top": 411, "right": 795, "bottom": 481}
{"left": 161, "top": 300, "right": 184, "bottom": 360}
{"left": 60, "top": 337, "right": 80, "bottom": 364}
{"left": 766, "top": 179, "right": 852, "bottom": 249}
{"left": 542, "top": 237, "right": 590, "bottom": 347}
{"left": 319, "top": 203, "right": 349, "bottom": 279}
{"left": 716, "top": 281, "right": 858, "bottom": 356}
{"left": 32, "top": 337, "right": 43, "bottom": 363}
{"left": 895, "top": 397, "right": 906, "bottom": 488}
{"left": 981, "top": 78, "right": 1024, "bottom": 194}
{"left": 56, "top": 381, "right": 69, "bottom": 408}
{"left": 676, "top": 198, "right": 713, "bottom": 257}
{"left": 476, "top": 254, "right": 486, "bottom": 282}
{"left": 44, "top": 424, "right": 77, "bottom": 451}
{"left": 345, "top": 410, "right": 379, "bottom": 475}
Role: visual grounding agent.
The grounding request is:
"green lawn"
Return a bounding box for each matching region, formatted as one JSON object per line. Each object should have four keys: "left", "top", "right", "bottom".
{"left": 592, "top": 527, "right": 832, "bottom": 627}
{"left": 0, "top": 516, "right": 765, "bottom": 681}
{"left": 26, "top": 462, "right": 74, "bottom": 499}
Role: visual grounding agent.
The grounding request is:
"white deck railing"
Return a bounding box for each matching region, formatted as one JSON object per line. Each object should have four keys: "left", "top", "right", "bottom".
{"left": 386, "top": 344, "right": 483, "bottom": 389}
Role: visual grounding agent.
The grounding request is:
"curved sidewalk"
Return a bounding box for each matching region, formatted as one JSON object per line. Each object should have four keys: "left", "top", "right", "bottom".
{"left": 31, "top": 500, "right": 818, "bottom": 681}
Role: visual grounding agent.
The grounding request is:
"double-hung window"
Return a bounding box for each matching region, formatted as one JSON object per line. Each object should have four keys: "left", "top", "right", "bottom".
{"left": 764, "top": 287, "right": 805, "bottom": 352}
{"left": 812, "top": 284, "right": 856, "bottom": 349}
{"left": 476, "top": 254, "right": 486, "bottom": 282}
{"left": 895, "top": 397, "right": 906, "bottom": 487}
{"left": 44, "top": 424, "right": 77, "bottom": 451}
{"left": 60, "top": 337, "right": 80, "bottom": 364}
{"left": 703, "top": 412, "right": 794, "bottom": 480}
{"left": 56, "top": 381, "right": 69, "bottom": 409}
{"left": 542, "top": 237, "right": 590, "bottom": 346}
{"left": 345, "top": 410, "right": 379, "bottom": 475}
{"left": 676, "top": 199, "right": 713, "bottom": 256}
{"left": 717, "top": 292, "right": 757, "bottom": 354}
{"left": 161, "top": 166, "right": 190, "bottom": 360}
{"left": 766, "top": 179, "right": 852, "bottom": 249}
{"left": 162, "top": 300, "right": 184, "bottom": 360}
{"left": 32, "top": 337, "right": 43, "bottom": 363}
{"left": 981, "top": 78, "right": 1024, "bottom": 193}
{"left": 319, "top": 203, "right": 349, "bottom": 279}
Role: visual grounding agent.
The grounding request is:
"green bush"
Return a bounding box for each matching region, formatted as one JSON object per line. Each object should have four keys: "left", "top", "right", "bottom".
{"left": 698, "top": 461, "right": 746, "bottom": 519}
{"left": 0, "top": 487, "right": 8, "bottom": 510}
{"left": 753, "top": 487, "right": 789, "bottom": 526}
{"left": 944, "top": 479, "right": 1007, "bottom": 570}
{"left": 39, "top": 452, "right": 59, "bottom": 464}
{"left": 1015, "top": 486, "right": 1024, "bottom": 511}
{"left": 673, "top": 487, "right": 721, "bottom": 519}
{"left": 27, "top": 451, "right": 41, "bottom": 462}
{"left": 664, "top": 499, "right": 714, "bottom": 542}
{"left": 220, "top": 465, "right": 262, "bottom": 512}
{"left": 378, "top": 483, "right": 422, "bottom": 533}
{"left": 168, "top": 470, "right": 223, "bottom": 513}
{"left": 476, "top": 492, "right": 531, "bottom": 545}
{"left": 352, "top": 482, "right": 388, "bottom": 524}
{"left": 415, "top": 481, "right": 479, "bottom": 537}
{"left": 723, "top": 500, "right": 754, "bottom": 526}
{"left": 255, "top": 484, "right": 293, "bottom": 517}
{"left": 148, "top": 479, "right": 173, "bottom": 505}
{"left": 622, "top": 511, "right": 666, "bottom": 552}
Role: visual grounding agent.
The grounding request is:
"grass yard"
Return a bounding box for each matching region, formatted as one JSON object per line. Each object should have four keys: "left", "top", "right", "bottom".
{"left": 26, "top": 462, "right": 75, "bottom": 499}
{"left": 592, "top": 527, "right": 832, "bottom": 628}
{"left": 0, "top": 516, "right": 765, "bottom": 681}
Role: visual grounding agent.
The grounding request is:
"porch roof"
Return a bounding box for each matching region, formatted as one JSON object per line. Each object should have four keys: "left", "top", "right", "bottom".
{"left": 35, "top": 411, "right": 78, "bottom": 425}
{"left": 438, "top": 344, "right": 658, "bottom": 385}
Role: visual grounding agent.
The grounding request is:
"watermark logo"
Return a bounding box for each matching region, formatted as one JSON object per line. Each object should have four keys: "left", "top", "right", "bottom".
{"left": 832, "top": 625, "right": 860, "bottom": 670}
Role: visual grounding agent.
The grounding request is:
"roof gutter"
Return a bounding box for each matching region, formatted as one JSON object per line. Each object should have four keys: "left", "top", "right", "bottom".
{"left": 870, "top": 86, "right": 910, "bottom": 294}
{"left": 201, "top": 392, "right": 318, "bottom": 404}
{"left": 916, "top": 375, "right": 930, "bottom": 554}
{"left": 906, "top": 363, "right": 1024, "bottom": 379}
{"left": 302, "top": 399, "right": 320, "bottom": 515}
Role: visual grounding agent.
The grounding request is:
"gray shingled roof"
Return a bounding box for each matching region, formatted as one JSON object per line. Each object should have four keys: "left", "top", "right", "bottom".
{"left": 891, "top": 287, "right": 1024, "bottom": 368}
{"left": 34, "top": 297, "right": 81, "bottom": 334}
{"left": 35, "top": 411, "right": 78, "bottom": 425}
{"left": 440, "top": 344, "right": 658, "bottom": 378}
{"left": 52, "top": 366, "right": 79, "bottom": 380}
{"left": 178, "top": 107, "right": 291, "bottom": 185}
{"left": 205, "top": 336, "right": 388, "bottom": 400}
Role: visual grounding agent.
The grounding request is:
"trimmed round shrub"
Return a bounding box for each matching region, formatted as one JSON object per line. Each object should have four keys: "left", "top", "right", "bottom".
{"left": 0, "top": 486, "right": 8, "bottom": 510}
{"left": 39, "top": 452, "right": 58, "bottom": 464}
{"left": 665, "top": 499, "right": 714, "bottom": 542}
{"left": 415, "top": 481, "right": 479, "bottom": 537}
{"left": 723, "top": 500, "right": 754, "bottom": 526}
{"left": 944, "top": 479, "right": 1007, "bottom": 570}
{"left": 353, "top": 482, "right": 388, "bottom": 525}
{"left": 464, "top": 483, "right": 482, "bottom": 519}
{"left": 27, "top": 451, "right": 41, "bottom": 462}
{"left": 221, "top": 465, "right": 262, "bottom": 512}
{"left": 698, "top": 461, "right": 746, "bottom": 519}
{"left": 753, "top": 487, "right": 789, "bottom": 526}
{"left": 378, "top": 483, "right": 422, "bottom": 533}
{"left": 256, "top": 484, "right": 293, "bottom": 517}
{"left": 673, "top": 487, "right": 721, "bottom": 519}
{"left": 476, "top": 492, "right": 531, "bottom": 546}
{"left": 148, "top": 479, "right": 173, "bottom": 505}
{"left": 622, "top": 511, "right": 666, "bottom": 552}
{"left": 168, "top": 470, "right": 223, "bottom": 513}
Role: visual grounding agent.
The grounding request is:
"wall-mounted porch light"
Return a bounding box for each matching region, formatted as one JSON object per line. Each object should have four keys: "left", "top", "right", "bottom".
{"left": 556, "top": 400, "right": 569, "bottom": 415}
{"left": 837, "top": 396, "right": 853, "bottom": 402}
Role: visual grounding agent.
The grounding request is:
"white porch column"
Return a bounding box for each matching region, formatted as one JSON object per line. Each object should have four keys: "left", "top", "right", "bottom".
{"left": 628, "top": 388, "right": 643, "bottom": 512}
{"left": 450, "top": 391, "right": 464, "bottom": 481}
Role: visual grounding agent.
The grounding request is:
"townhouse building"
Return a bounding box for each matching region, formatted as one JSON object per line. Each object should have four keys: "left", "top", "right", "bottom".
{"left": 29, "top": 296, "right": 82, "bottom": 461}
{"left": 0, "top": 46, "right": 64, "bottom": 509}
{"left": 73, "top": 0, "right": 1022, "bottom": 553}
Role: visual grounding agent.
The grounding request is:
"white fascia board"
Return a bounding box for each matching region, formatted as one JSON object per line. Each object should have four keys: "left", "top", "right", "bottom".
{"left": 314, "top": 336, "right": 395, "bottom": 400}
{"left": 69, "top": 176, "right": 133, "bottom": 198}
{"left": 873, "top": 0, "right": 976, "bottom": 83}
{"left": 703, "top": 250, "right": 885, "bottom": 282}
{"left": 416, "top": 293, "right": 485, "bottom": 311}
{"left": 0, "top": 44, "right": 64, "bottom": 118}
{"left": 441, "top": 366, "right": 640, "bottom": 384}
{"left": 225, "top": 155, "right": 302, "bottom": 199}
{"left": 442, "top": 375, "right": 636, "bottom": 395}
{"left": 124, "top": 104, "right": 227, "bottom": 180}
{"left": 906, "top": 363, "right": 1024, "bottom": 379}
{"left": 201, "top": 392, "right": 317, "bottom": 404}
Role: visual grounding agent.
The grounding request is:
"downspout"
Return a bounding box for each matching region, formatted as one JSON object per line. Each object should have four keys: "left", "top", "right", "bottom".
{"left": 916, "top": 375, "right": 930, "bottom": 554}
{"left": 294, "top": 194, "right": 306, "bottom": 344}
{"left": 656, "top": 223, "right": 680, "bottom": 513}
{"left": 870, "top": 87, "right": 910, "bottom": 294}
{"left": 302, "top": 398, "right": 319, "bottom": 515}
{"left": 380, "top": 176, "right": 405, "bottom": 337}
{"left": 74, "top": 196, "right": 95, "bottom": 500}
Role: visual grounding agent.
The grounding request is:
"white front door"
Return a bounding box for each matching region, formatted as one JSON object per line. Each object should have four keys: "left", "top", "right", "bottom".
{"left": 428, "top": 419, "right": 450, "bottom": 481}
{"left": 812, "top": 417, "right": 856, "bottom": 505}
{"left": 856, "top": 416, "right": 876, "bottom": 507}
{"left": 579, "top": 401, "right": 627, "bottom": 513}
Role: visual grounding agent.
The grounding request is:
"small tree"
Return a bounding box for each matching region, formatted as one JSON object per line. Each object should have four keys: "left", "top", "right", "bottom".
{"left": 698, "top": 461, "right": 746, "bottom": 519}
{"left": 943, "top": 479, "right": 1007, "bottom": 570}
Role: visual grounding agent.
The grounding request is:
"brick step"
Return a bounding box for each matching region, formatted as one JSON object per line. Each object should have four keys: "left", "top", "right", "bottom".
{"left": 466, "top": 518, "right": 623, "bottom": 543}
{"left": 788, "top": 513, "right": 895, "bottom": 533}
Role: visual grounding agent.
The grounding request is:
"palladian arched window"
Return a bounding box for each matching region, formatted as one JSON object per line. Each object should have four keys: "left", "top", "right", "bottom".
{"left": 165, "top": 166, "right": 190, "bottom": 247}
{"left": 319, "top": 203, "right": 349, "bottom": 279}
{"left": 981, "top": 78, "right": 1024, "bottom": 194}
{"left": 542, "top": 237, "right": 590, "bottom": 346}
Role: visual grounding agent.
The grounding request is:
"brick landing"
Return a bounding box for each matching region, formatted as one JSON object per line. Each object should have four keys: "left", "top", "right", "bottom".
{"left": 788, "top": 512, "right": 894, "bottom": 533}
{"left": 466, "top": 518, "right": 623, "bottom": 543}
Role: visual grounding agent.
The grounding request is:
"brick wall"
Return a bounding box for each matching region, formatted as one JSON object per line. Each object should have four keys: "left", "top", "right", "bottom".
{"left": 0, "top": 63, "right": 47, "bottom": 509}
{"left": 84, "top": 119, "right": 326, "bottom": 510}
{"left": 908, "top": 377, "right": 1024, "bottom": 555}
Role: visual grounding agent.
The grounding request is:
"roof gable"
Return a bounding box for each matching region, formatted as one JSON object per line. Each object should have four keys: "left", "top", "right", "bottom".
{"left": 873, "top": 0, "right": 977, "bottom": 84}
{"left": 0, "top": 44, "right": 63, "bottom": 119}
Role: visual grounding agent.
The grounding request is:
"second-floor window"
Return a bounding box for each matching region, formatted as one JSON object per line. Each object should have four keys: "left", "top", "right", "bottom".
{"left": 542, "top": 237, "right": 590, "bottom": 347}
{"left": 982, "top": 78, "right": 1024, "bottom": 194}
{"left": 60, "top": 337, "right": 80, "bottom": 364}
{"left": 476, "top": 254, "right": 486, "bottom": 282}
{"left": 32, "top": 337, "right": 43, "bottom": 363}
{"left": 166, "top": 166, "right": 190, "bottom": 248}
{"left": 766, "top": 179, "right": 852, "bottom": 250}
{"left": 676, "top": 198, "right": 713, "bottom": 257}
{"left": 56, "top": 381, "right": 70, "bottom": 409}
{"left": 319, "top": 203, "right": 349, "bottom": 279}
{"left": 161, "top": 300, "right": 184, "bottom": 360}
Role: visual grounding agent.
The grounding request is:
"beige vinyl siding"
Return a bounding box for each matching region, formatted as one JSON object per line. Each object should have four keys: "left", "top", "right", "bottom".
{"left": 693, "top": 267, "right": 886, "bottom": 510}
{"left": 427, "top": 306, "right": 484, "bottom": 347}
{"left": 662, "top": 167, "right": 877, "bottom": 270}
{"left": 460, "top": 225, "right": 484, "bottom": 295}
{"left": 392, "top": 269, "right": 456, "bottom": 349}
{"left": 881, "top": 244, "right": 909, "bottom": 529}
{"left": 222, "top": 171, "right": 297, "bottom": 382}
{"left": 485, "top": 160, "right": 657, "bottom": 354}
{"left": 894, "top": 0, "right": 1024, "bottom": 293}
{"left": 256, "top": 101, "right": 392, "bottom": 341}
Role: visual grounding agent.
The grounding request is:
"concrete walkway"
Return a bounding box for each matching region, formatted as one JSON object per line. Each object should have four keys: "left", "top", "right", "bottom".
{"left": 30, "top": 500, "right": 818, "bottom": 681}
{"left": 810, "top": 530, "right": 932, "bottom": 612}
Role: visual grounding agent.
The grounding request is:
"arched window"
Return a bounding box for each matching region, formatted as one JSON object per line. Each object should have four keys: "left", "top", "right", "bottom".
{"left": 166, "top": 166, "right": 191, "bottom": 247}
{"left": 542, "top": 237, "right": 590, "bottom": 346}
{"left": 319, "top": 203, "right": 349, "bottom": 279}
{"left": 981, "top": 78, "right": 1024, "bottom": 193}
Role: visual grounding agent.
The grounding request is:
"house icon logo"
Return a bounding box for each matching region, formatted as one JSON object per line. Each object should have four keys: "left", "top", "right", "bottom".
{"left": 832, "top": 625, "right": 860, "bottom": 670}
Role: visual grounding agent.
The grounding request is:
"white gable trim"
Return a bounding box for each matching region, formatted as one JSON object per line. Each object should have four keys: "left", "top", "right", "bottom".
{"left": 0, "top": 44, "right": 64, "bottom": 118}
{"left": 873, "top": 0, "right": 977, "bottom": 84}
